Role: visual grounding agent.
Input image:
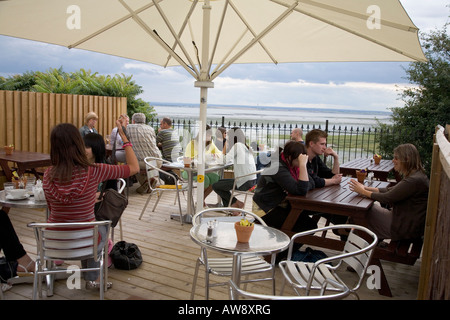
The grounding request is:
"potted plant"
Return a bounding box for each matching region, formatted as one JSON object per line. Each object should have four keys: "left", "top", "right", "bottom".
{"left": 373, "top": 154, "right": 382, "bottom": 165}
{"left": 356, "top": 168, "right": 367, "bottom": 184}
{"left": 234, "top": 219, "right": 254, "bottom": 243}
{"left": 4, "top": 144, "right": 14, "bottom": 155}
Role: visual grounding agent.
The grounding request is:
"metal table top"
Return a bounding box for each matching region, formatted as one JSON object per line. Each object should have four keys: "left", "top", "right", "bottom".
{"left": 190, "top": 221, "right": 290, "bottom": 256}
{"left": 0, "top": 190, "right": 47, "bottom": 209}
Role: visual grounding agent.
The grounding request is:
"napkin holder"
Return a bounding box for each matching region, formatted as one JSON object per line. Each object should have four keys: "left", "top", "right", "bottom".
{"left": 33, "top": 180, "right": 46, "bottom": 201}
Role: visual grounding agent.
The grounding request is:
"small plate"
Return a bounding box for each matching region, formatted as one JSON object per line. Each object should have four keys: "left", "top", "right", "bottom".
{"left": 6, "top": 194, "right": 30, "bottom": 201}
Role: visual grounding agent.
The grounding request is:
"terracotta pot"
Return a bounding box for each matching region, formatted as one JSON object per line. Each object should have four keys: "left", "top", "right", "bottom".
{"left": 234, "top": 221, "right": 254, "bottom": 243}
{"left": 4, "top": 146, "right": 13, "bottom": 155}
{"left": 373, "top": 155, "right": 382, "bottom": 165}
{"left": 356, "top": 170, "right": 367, "bottom": 184}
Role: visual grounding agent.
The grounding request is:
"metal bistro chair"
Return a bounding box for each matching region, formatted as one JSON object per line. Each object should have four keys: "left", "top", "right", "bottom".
{"left": 138, "top": 157, "right": 190, "bottom": 224}
{"left": 227, "top": 169, "right": 263, "bottom": 207}
{"left": 28, "top": 220, "right": 112, "bottom": 300}
{"left": 279, "top": 224, "right": 378, "bottom": 300}
{"left": 190, "top": 207, "right": 276, "bottom": 300}
{"left": 229, "top": 279, "right": 350, "bottom": 300}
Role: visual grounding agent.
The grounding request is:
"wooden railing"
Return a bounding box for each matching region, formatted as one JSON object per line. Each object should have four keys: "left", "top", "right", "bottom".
{"left": 0, "top": 90, "right": 127, "bottom": 154}
{"left": 418, "top": 124, "right": 450, "bottom": 300}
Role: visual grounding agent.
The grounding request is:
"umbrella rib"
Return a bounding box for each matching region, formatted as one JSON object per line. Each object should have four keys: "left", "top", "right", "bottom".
{"left": 210, "top": 28, "right": 247, "bottom": 78}
{"left": 207, "top": 0, "right": 230, "bottom": 77}
{"left": 151, "top": 0, "right": 200, "bottom": 77}
{"left": 163, "top": 0, "right": 199, "bottom": 69}
{"left": 211, "top": 1, "right": 298, "bottom": 81}
{"left": 67, "top": 1, "right": 159, "bottom": 49}
{"left": 118, "top": 0, "right": 198, "bottom": 78}
{"left": 228, "top": 0, "right": 278, "bottom": 64}
{"left": 293, "top": 0, "right": 419, "bottom": 32}
{"left": 272, "top": 0, "right": 425, "bottom": 61}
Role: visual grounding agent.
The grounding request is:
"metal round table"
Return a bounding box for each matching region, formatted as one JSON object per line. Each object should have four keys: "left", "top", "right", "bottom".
{"left": 0, "top": 190, "right": 48, "bottom": 210}
{"left": 190, "top": 221, "right": 290, "bottom": 288}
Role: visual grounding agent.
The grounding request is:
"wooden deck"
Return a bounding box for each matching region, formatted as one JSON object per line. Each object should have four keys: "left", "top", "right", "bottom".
{"left": 2, "top": 184, "right": 421, "bottom": 300}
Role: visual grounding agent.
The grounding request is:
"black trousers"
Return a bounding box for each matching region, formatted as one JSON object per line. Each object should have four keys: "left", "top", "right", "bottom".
{"left": 0, "top": 209, "right": 26, "bottom": 261}
{"left": 261, "top": 202, "right": 317, "bottom": 233}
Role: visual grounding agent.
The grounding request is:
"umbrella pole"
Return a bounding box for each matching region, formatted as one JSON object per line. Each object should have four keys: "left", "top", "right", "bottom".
{"left": 195, "top": 0, "right": 213, "bottom": 213}
{"left": 194, "top": 81, "right": 214, "bottom": 213}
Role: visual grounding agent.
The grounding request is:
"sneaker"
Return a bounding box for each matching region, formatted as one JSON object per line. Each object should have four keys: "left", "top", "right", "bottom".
{"left": 136, "top": 181, "right": 149, "bottom": 194}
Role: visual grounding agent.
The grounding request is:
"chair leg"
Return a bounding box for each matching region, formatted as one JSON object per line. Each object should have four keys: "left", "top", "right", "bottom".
{"left": 152, "top": 191, "right": 163, "bottom": 212}
{"left": 139, "top": 193, "right": 153, "bottom": 220}
{"left": 190, "top": 258, "right": 201, "bottom": 300}
{"left": 99, "top": 259, "right": 104, "bottom": 300}
{"left": 119, "top": 219, "right": 123, "bottom": 241}
{"left": 176, "top": 192, "right": 183, "bottom": 225}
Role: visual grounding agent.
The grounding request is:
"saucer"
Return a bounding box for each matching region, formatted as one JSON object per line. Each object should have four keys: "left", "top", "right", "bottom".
{"left": 6, "top": 194, "right": 30, "bottom": 201}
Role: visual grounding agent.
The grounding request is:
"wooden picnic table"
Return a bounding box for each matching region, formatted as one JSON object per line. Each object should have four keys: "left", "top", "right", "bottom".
{"left": 339, "top": 157, "right": 401, "bottom": 182}
{"left": 283, "top": 176, "right": 395, "bottom": 296}
{"left": 0, "top": 149, "right": 51, "bottom": 181}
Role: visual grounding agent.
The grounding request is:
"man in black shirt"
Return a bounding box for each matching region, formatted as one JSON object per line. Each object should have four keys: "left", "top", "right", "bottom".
{"left": 305, "top": 129, "right": 347, "bottom": 235}
{"left": 305, "top": 129, "right": 342, "bottom": 187}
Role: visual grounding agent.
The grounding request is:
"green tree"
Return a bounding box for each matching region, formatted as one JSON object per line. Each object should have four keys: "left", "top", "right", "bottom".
{"left": 377, "top": 22, "right": 450, "bottom": 174}
{"left": 0, "top": 70, "right": 37, "bottom": 91}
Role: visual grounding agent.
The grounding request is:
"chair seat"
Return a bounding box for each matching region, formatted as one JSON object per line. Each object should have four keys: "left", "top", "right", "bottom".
{"left": 207, "top": 256, "right": 272, "bottom": 275}
{"left": 281, "top": 261, "right": 343, "bottom": 291}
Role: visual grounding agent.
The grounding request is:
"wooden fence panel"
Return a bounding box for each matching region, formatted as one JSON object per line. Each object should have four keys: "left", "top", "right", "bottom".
{"left": 418, "top": 125, "right": 450, "bottom": 300}
{"left": 0, "top": 90, "right": 127, "bottom": 155}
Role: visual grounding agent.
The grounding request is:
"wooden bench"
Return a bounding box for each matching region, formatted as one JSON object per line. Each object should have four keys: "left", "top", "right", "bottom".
{"left": 370, "top": 238, "right": 423, "bottom": 297}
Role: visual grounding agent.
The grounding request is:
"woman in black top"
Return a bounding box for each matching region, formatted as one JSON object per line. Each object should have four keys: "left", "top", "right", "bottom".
{"left": 253, "top": 141, "right": 316, "bottom": 232}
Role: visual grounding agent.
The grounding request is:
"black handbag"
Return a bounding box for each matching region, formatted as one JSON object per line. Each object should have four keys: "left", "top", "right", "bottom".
{"left": 95, "top": 183, "right": 128, "bottom": 228}
{"left": 110, "top": 241, "right": 143, "bottom": 270}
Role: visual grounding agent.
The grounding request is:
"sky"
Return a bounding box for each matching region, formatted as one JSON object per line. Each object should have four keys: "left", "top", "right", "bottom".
{"left": 0, "top": 0, "right": 448, "bottom": 113}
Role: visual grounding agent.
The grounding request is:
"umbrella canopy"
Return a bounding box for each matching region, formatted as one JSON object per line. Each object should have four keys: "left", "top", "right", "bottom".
{"left": 0, "top": 0, "right": 426, "bottom": 213}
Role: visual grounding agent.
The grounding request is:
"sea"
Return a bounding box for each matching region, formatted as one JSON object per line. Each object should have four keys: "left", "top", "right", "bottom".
{"left": 152, "top": 102, "right": 392, "bottom": 129}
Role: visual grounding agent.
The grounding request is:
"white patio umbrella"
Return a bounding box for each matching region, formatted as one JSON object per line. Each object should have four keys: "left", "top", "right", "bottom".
{"left": 0, "top": 0, "right": 426, "bottom": 213}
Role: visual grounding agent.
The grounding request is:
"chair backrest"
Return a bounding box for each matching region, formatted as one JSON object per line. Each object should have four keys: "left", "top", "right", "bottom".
{"left": 117, "top": 178, "right": 126, "bottom": 194}
{"left": 144, "top": 157, "right": 160, "bottom": 180}
{"left": 229, "top": 280, "right": 350, "bottom": 300}
{"left": 192, "top": 207, "right": 267, "bottom": 227}
{"left": 28, "top": 221, "right": 111, "bottom": 261}
{"left": 342, "top": 227, "right": 378, "bottom": 278}
{"left": 144, "top": 156, "right": 180, "bottom": 188}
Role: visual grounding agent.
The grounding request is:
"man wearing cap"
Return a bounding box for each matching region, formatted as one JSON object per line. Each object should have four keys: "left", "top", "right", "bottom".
{"left": 79, "top": 111, "right": 99, "bottom": 137}
{"left": 127, "top": 113, "right": 162, "bottom": 194}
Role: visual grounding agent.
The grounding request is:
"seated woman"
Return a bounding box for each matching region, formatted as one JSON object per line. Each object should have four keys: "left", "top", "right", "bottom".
{"left": 84, "top": 132, "right": 117, "bottom": 192}
{"left": 183, "top": 124, "right": 222, "bottom": 206}
{"left": 212, "top": 127, "right": 257, "bottom": 210}
{"left": 349, "top": 143, "right": 429, "bottom": 241}
{"left": 253, "top": 141, "right": 316, "bottom": 232}
{"left": 43, "top": 117, "right": 139, "bottom": 290}
{"left": 0, "top": 209, "right": 35, "bottom": 284}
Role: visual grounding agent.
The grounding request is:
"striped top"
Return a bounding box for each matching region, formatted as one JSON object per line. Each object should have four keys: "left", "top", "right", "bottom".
{"left": 44, "top": 163, "right": 130, "bottom": 224}
{"left": 156, "top": 128, "right": 182, "bottom": 161}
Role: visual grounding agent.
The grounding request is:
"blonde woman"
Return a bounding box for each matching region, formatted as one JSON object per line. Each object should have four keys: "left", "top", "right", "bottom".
{"left": 349, "top": 144, "right": 429, "bottom": 241}
{"left": 79, "top": 111, "right": 99, "bottom": 137}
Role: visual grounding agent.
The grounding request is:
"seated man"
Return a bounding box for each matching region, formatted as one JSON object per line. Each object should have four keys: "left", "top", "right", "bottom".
{"left": 305, "top": 129, "right": 341, "bottom": 187}
{"left": 156, "top": 117, "right": 182, "bottom": 162}
{"left": 127, "top": 113, "right": 162, "bottom": 194}
{"left": 305, "top": 129, "right": 346, "bottom": 232}
{"left": 156, "top": 117, "right": 182, "bottom": 184}
{"left": 290, "top": 127, "right": 304, "bottom": 144}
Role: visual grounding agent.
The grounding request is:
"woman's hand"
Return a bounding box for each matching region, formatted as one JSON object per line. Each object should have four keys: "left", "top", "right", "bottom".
{"left": 297, "top": 153, "right": 308, "bottom": 167}
{"left": 348, "top": 179, "right": 365, "bottom": 195}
